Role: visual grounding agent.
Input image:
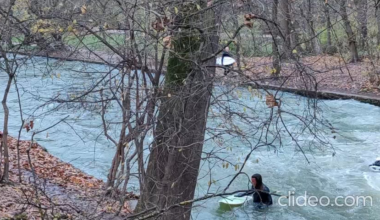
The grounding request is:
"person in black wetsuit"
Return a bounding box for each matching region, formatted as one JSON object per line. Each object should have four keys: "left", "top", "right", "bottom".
{"left": 373, "top": 160, "right": 380, "bottom": 166}
{"left": 221, "top": 47, "right": 232, "bottom": 64}
{"left": 237, "top": 174, "right": 273, "bottom": 207}
{"left": 370, "top": 158, "right": 380, "bottom": 167}
{"left": 221, "top": 47, "right": 233, "bottom": 75}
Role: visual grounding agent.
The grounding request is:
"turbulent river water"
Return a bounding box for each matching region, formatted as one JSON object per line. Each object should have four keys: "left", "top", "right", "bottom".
{"left": 1, "top": 57, "right": 380, "bottom": 220}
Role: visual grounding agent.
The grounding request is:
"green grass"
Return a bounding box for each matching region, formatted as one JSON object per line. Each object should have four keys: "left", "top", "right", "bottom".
{"left": 222, "top": 35, "right": 273, "bottom": 58}
{"left": 316, "top": 22, "right": 350, "bottom": 48}
{"left": 11, "top": 36, "right": 25, "bottom": 44}
{"left": 64, "top": 33, "right": 126, "bottom": 51}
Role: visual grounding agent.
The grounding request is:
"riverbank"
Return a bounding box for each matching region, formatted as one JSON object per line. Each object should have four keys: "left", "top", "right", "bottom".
{"left": 248, "top": 82, "right": 380, "bottom": 106}
{"left": 222, "top": 55, "right": 380, "bottom": 106}
{"left": 16, "top": 48, "right": 121, "bottom": 66}
{"left": 0, "top": 136, "right": 133, "bottom": 219}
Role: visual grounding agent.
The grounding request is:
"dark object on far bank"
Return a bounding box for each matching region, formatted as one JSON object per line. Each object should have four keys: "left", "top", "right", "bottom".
{"left": 324, "top": 45, "right": 338, "bottom": 55}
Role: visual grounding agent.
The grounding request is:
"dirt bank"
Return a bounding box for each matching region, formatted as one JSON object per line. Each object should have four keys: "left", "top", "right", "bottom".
{"left": 0, "top": 136, "right": 134, "bottom": 219}
{"left": 219, "top": 55, "right": 380, "bottom": 106}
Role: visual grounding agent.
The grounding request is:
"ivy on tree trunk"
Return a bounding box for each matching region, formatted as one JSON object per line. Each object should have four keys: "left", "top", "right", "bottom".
{"left": 135, "top": 1, "right": 219, "bottom": 220}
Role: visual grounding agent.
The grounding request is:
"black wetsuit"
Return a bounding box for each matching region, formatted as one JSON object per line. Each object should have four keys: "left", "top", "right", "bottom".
{"left": 221, "top": 51, "right": 233, "bottom": 75}
{"left": 239, "top": 185, "right": 273, "bottom": 206}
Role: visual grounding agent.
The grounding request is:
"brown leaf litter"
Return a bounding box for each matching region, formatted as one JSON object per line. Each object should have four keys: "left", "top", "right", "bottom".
{"left": 0, "top": 137, "right": 135, "bottom": 219}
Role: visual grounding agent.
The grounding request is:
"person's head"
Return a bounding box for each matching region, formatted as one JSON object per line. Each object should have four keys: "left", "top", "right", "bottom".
{"left": 224, "top": 46, "right": 230, "bottom": 52}
{"left": 251, "top": 174, "right": 263, "bottom": 189}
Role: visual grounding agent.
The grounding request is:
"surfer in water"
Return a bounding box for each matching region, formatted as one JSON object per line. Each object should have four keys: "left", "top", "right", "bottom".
{"left": 237, "top": 174, "right": 273, "bottom": 208}
{"left": 369, "top": 157, "right": 380, "bottom": 171}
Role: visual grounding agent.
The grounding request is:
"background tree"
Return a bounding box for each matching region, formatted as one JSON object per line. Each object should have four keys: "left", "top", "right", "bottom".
{"left": 0, "top": 0, "right": 18, "bottom": 183}
{"left": 278, "top": 0, "right": 292, "bottom": 59}
{"left": 324, "top": 0, "right": 333, "bottom": 49}
{"left": 271, "top": 0, "right": 281, "bottom": 77}
{"left": 337, "top": 0, "right": 360, "bottom": 62}
{"left": 302, "top": 0, "right": 321, "bottom": 54}
{"left": 354, "top": 0, "right": 368, "bottom": 48}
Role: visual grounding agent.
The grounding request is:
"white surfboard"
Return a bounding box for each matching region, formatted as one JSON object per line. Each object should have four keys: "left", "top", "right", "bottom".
{"left": 369, "top": 165, "right": 380, "bottom": 172}
{"left": 218, "top": 195, "right": 252, "bottom": 207}
{"left": 219, "top": 190, "right": 283, "bottom": 208}
{"left": 216, "top": 57, "right": 236, "bottom": 66}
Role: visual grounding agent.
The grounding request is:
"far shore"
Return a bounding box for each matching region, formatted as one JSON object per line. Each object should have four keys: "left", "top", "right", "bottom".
{"left": 11, "top": 50, "right": 380, "bottom": 107}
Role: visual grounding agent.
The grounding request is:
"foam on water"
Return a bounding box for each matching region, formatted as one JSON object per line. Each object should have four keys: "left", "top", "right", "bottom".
{"left": 364, "top": 173, "right": 380, "bottom": 191}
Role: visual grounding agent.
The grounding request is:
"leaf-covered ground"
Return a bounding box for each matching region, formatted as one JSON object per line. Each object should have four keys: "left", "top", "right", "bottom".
{"left": 234, "top": 55, "right": 380, "bottom": 96}
{"left": 0, "top": 137, "right": 135, "bottom": 219}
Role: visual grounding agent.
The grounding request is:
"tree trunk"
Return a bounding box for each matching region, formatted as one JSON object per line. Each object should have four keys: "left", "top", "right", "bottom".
{"left": 339, "top": 0, "right": 359, "bottom": 63}
{"left": 1, "top": 76, "right": 13, "bottom": 183}
{"left": 286, "top": 1, "right": 303, "bottom": 54}
{"left": 303, "top": 1, "right": 313, "bottom": 53}
{"left": 305, "top": 0, "right": 321, "bottom": 54}
{"left": 376, "top": 1, "right": 380, "bottom": 45}
{"left": 135, "top": 2, "right": 219, "bottom": 220}
{"left": 278, "top": 0, "right": 292, "bottom": 59}
{"left": 106, "top": 72, "right": 129, "bottom": 188}
{"left": 324, "top": 2, "right": 332, "bottom": 47}
{"left": 289, "top": 13, "right": 303, "bottom": 54}
{"left": 232, "top": 3, "right": 242, "bottom": 69}
{"left": 106, "top": 127, "right": 126, "bottom": 188}
{"left": 354, "top": 0, "right": 368, "bottom": 48}
{"left": 272, "top": 0, "right": 281, "bottom": 77}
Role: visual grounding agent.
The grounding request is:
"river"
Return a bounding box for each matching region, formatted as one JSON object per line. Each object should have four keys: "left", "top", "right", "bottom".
{"left": 1, "top": 57, "right": 380, "bottom": 220}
